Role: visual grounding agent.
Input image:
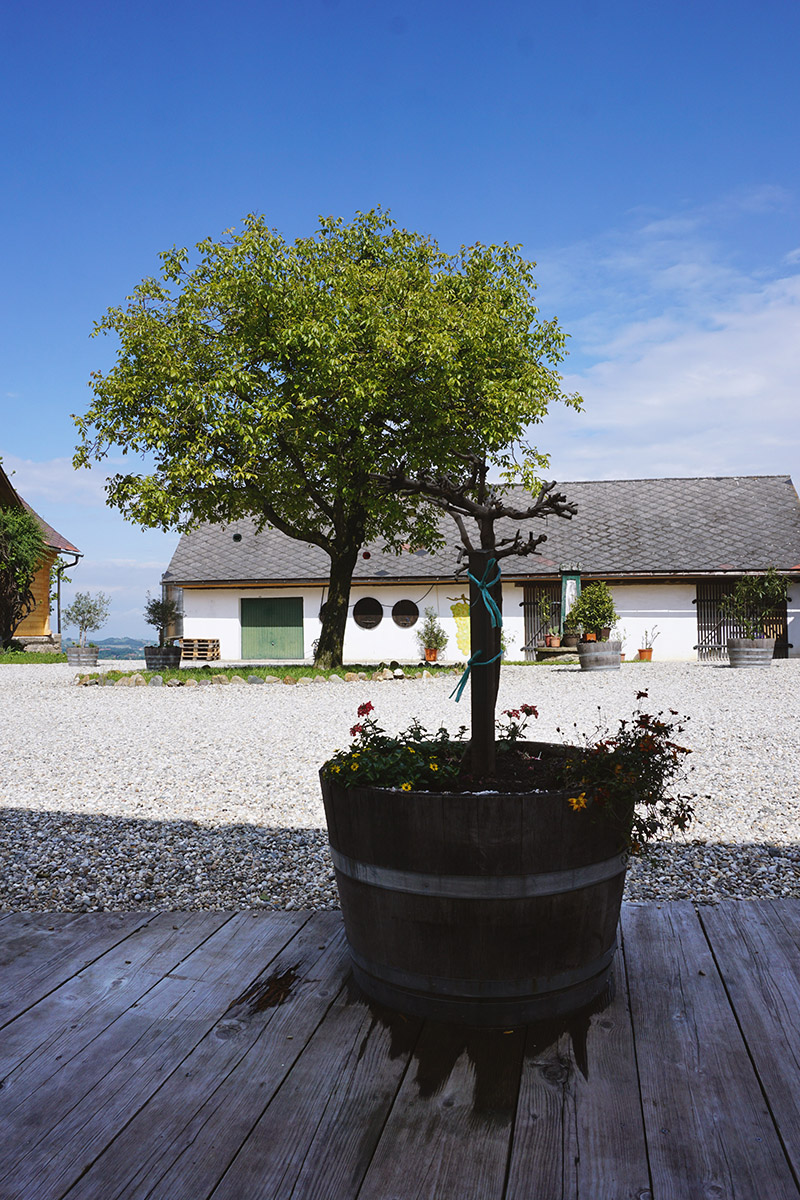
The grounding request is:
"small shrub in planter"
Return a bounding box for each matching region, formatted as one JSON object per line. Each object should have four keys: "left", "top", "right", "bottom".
{"left": 143, "top": 592, "right": 183, "bottom": 669}
{"left": 63, "top": 592, "right": 110, "bottom": 665}
{"left": 415, "top": 607, "right": 448, "bottom": 662}
{"left": 721, "top": 568, "right": 789, "bottom": 666}
{"left": 566, "top": 582, "right": 618, "bottom": 640}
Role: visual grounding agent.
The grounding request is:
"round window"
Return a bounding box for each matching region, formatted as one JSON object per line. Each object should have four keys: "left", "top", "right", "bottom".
{"left": 392, "top": 599, "right": 419, "bottom": 629}
{"left": 353, "top": 597, "right": 383, "bottom": 629}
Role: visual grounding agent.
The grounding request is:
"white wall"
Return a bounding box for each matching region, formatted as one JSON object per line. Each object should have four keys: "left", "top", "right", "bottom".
{"left": 181, "top": 582, "right": 527, "bottom": 663}
{"left": 183, "top": 578, "right": 797, "bottom": 663}
{"left": 609, "top": 582, "right": 698, "bottom": 660}
{"left": 182, "top": 587, "right": 323, "bottom": 660}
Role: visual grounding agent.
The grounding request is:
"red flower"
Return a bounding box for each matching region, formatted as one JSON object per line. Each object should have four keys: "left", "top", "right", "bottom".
{"left": 520, "top": 704, "right": 538, "bottom": 718}
{"left": 357, "top": 701, "right": 374, "bottom": 717}
{"left": 350, "top": 723, "right": 363, "bottom": 737}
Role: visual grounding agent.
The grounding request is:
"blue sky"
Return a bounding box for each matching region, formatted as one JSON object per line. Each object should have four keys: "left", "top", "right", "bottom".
{"left": 2, "top": 0, "right": 799, "bottom": 636}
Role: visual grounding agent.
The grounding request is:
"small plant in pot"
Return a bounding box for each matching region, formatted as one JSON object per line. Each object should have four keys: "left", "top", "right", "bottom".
{"left": 720, "top": 568, "right": 789, "bottom": 667}
{"left": 637, "top": 626, "right": 659, "bottom": 662}
{"left": 415, "top": 607, "right": 448, "bottom": 663}
{"left": 143, "top": 592, "right": 183, "bottom": 670}
{"left": 63, "top": 591, "right": 110, "bottom": 666}
{"left": 320, "top": 458, "right": 692, "bottom": 1026}
{"left": 566, "top": 582, "right": 621, "bottom": 671}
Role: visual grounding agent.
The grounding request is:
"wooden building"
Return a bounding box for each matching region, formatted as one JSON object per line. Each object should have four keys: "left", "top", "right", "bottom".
{"left": 0, "top": 461, "right": 81, "bottom": 650}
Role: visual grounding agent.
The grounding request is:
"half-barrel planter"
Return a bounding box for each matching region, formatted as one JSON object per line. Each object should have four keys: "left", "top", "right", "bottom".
{"left": 321, "top": 742, "right": 630, "bottom": 1027}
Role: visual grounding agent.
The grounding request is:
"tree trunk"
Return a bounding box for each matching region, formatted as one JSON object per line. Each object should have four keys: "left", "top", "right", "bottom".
{"left": 468, "top": 549, "right": 502, "bottom": 778}
{"left": 314, "top": 544, "right": 361, "bottom": 669}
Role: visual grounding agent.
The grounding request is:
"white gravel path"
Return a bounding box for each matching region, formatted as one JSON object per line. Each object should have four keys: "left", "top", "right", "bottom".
{"left": 1, "top": 659, "right": 798, "bottom": 910}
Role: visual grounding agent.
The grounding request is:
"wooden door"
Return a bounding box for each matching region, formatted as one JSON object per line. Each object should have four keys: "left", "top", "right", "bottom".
{"left": 241, "top": 598, "right": 304, "bottom": 659}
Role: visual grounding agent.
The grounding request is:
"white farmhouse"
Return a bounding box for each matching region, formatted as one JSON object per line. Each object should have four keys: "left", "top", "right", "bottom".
{"left": 162, "top": 475, "right": 800, "bottom": 662}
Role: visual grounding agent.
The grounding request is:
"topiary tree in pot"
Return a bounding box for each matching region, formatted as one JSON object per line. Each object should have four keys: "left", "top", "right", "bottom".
{"left": 565, "top": 581, "right": 621, "bottom": 671}
{"left": 143, "top": 592, "right": 183, "bottom": 670}
{"left": 63, "top": 591, "right": 110, "bottom": 666}
{"left": 415, "top": 607, "right": 448, "bottom": 662}
{"left": 319, "top": 455, "right": 693, "bottom": 1026}
{"left": 721, "top": 567, "right": 789, "bottom": 667}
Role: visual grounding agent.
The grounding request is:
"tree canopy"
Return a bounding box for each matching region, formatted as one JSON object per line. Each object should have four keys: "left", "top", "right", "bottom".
{"left": 75, "top": 208, "right": 581, "bottom": 665}
{"left": 0, "top": 505, "right": 47, "bottom": 648}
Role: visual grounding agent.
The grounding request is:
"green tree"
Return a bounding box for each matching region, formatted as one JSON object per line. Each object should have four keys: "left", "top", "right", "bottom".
{"left": 75, "top": 208, "right": 581, "bottom": 667}
{"left": 63, "top": 591, "right": 111, "bottom": 647}
{"left": 0, "top": 506, "right": 47, "bottom": 648}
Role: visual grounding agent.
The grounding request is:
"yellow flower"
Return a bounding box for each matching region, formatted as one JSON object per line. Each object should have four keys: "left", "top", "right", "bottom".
{"left": 331, "top": 765, "right": 341, "bottom": 774}
{"left": 350, "top": 762, "right": 359, "bottom": 771}
{"left": 429, "top": 762, "right": 439, "bottom": 771}
{"left": 401, "top": 781, "right": 412, "bottom": 791}
{"left": 568, "top": 793, "right": 588, "bottom": 811}
{"left": 407, "top": 747, "right": 416, "bottom": 754}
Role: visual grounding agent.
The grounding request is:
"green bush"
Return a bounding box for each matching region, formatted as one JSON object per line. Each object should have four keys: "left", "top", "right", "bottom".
{"left": 565, "top": 582, "right": 618, "bottom": 639}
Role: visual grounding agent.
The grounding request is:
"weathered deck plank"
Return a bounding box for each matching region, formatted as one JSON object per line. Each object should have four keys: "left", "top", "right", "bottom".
{"left": 506, "top": 960, "right": 651, "bottom": 1200}
{"left": 209, "top": 983, "right": 421, "bottom": 1200}
{"left": 623, "top": 902, "right": 799, "bottom": 1199}
{"left": 699, "top": 899, "right": 800, "bottom": 1185}
{"left": 356, "top": 1020, "right": 526, "bottom": 1200}
{"left": 0, "top": 910, "right": 232, "bottom": 1095}
{"left": 67, "top": 914, "right": 349, "bottom": 1200}
{"left": 0, "top": 903, "right": 798, "bottom": 1200}
{"left": 0, "top": 911, "right": 310, "bottom": 1200}
{"left": 0, "top": 911, "right": 152, "bottom": 1027}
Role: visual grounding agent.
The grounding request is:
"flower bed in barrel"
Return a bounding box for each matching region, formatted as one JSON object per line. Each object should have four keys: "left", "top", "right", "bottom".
{"left": 319, "top": 458, "right": 694, "bottom": 1027}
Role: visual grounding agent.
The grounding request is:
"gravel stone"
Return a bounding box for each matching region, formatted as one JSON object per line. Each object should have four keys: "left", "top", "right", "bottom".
{"left": 1, "top": 660, "right": 799, "bottom": 912}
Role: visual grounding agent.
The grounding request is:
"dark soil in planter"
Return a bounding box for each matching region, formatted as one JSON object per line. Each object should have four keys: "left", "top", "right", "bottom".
{"left": 459, "top": 741, "right": 569, "bottom": 792}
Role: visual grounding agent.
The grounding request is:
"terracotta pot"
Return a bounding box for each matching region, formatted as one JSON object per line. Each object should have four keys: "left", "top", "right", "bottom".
{"left": 550, "top": 635, "right": 561, "bottom": 647}
{"left": 583, "top": 632, "right": 597, "bottom": 643}
{"left": 637, "top": 648, "right": 653, "bottom": 662}
{"left": 424, "top": 647, "right": 438, "bottom": 663}
{"left": 544, "top": 635, "right": 554, "bottom": 647}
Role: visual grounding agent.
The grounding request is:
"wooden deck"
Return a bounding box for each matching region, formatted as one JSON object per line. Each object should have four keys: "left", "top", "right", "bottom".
{"left": 1, "top": 901, "right": 799, "bottom": 1199}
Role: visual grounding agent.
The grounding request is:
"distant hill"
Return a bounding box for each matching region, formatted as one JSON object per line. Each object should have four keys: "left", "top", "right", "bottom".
{"left": 63, "top": 636, "right": 146, "bottom": 659}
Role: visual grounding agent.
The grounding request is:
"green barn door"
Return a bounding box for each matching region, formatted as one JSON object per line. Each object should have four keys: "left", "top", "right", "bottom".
{"left": 241, "top": 598, "right": 304, "bottom": 659}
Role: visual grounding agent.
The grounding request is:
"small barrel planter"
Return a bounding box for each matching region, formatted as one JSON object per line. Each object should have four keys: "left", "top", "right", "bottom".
{"left": 66, "top": 646, "right": 99, "bottom": 667}
{"left": 577, "top": 640, "right": 622, "bottom": 672}
{"left": 321, "top": 743, "right": 630, "bottom": 1026}
{"left": 727, "top": 637, "right": 775, "bottom": 668}
{"left": 143, "top": 645, "right": 183, "bottom": 670}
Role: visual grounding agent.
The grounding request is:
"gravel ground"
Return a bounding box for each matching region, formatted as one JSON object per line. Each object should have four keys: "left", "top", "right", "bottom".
{"left": 1, "top": 659, "right": 799, "bottom": 911}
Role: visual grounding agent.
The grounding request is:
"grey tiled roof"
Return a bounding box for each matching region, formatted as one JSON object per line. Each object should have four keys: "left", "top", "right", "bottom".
{"left": 163, "top": 475, "right": 800, "bottom": 585}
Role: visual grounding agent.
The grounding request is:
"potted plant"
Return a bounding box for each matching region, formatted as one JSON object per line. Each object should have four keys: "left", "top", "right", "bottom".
{"left": 721, "top": 568, "right": 789, "bottom": 667}
{"left": 547, "top": 626, "right": 562, "bottom": 648}
{"left": 415, "top": 607, "right": 448, "bottom": 663}
{"left": 63, "top": 591, "right": 110, "bottom": 667}
{"left": 566, "top": 582, "right": 621, "bottom": 671}
{"left": 561, "top": 620, "right": 580, "bottom": 649}
{"left": 637, "top": 626, "right": 659, "bottom": 662}
{"left": 143, "top": 592, "right": 183, "bottom": 670}
{"left": 320, "top": 459, "right": 692, "bottom": 1026}
{"left": 538, "top": 595, "right": 554, "bottom": 646}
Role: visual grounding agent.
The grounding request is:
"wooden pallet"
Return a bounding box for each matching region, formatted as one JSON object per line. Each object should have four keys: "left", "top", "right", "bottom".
{"left": 180, "top": 637, "right": 221, "bottom": 661}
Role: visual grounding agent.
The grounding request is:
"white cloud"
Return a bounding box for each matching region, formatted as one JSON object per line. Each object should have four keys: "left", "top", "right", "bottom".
{"left": 1, "top": 454, "right": 114, "bottom": 507}
{"left": 543, "top": 271, "right": 800, "bottom": 481}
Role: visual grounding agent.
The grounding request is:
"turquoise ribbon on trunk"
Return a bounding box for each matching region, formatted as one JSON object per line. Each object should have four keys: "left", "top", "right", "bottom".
{"left": 449, "top": 557, "right": 503, "bottom": 702}
{"left": 467, "top": 557, "right": 503, "bottom": 627}
{"left": 449, "top": 649, "right": 502, "bottom": 702}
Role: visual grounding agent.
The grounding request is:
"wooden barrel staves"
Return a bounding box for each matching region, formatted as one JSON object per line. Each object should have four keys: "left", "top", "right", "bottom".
{"left": 727, "top": 637, "right": 775, "bottom": 668}
{"left": 321, "top": 744, "right": 630, "bottom": 1026}
{"left": 577, "top": 640, "right": 622, "bottom": 671}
